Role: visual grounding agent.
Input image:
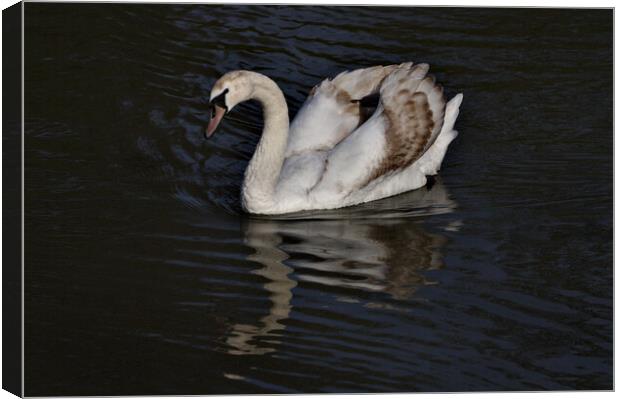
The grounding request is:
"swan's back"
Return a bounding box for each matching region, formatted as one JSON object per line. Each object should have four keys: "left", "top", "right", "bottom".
{"left": 284, "top": 65, "right": 398, "bottom": 158}
{"left": 273, "top": 62, "right": 463, "bottom": 213}
{"left": 276, "top": 65, "right": 400, "bottom": 203}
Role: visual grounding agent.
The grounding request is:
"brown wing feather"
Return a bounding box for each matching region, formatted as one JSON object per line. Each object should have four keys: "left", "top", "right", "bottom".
{"left": 308, "top": 64, "right": 400, "bottom": 131}
{"left": 331, "top": 64, "right": 399, "bottom": 99}
{"left": 287, "top": 65, "right": 404, "bottom": 158}
{"left": 362, "top": 63, "right": 447, "bottom": 187}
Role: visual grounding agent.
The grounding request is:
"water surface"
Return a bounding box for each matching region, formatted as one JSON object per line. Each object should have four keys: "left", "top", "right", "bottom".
{"left": 24, "top": 4, "right": 612, "bottom": 395}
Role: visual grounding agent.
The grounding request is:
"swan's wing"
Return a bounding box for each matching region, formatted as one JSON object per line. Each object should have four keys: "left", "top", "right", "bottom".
{"left": 309, "top": 63, "right": 449, "bottom": 201}
{"left": 363, "top": 63, "right": 446, "bottom": 185}
{"left": 284, "top": 65, "right": 398, "bottom": 158}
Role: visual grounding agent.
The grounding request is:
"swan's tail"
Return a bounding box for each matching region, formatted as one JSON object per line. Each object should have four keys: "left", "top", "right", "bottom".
{"left": 442, "top": 93, "right": 464, "bottom": 136}
{"left": 417, "top": 93, "right": 464, "bottom": 176}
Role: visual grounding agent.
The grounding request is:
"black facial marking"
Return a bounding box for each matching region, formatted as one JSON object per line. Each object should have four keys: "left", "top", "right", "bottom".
{"left": 209, "top": 88, "right": 229, "bottom": 112}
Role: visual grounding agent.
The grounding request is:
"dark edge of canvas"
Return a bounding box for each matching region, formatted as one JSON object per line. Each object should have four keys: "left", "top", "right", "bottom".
{"left": 2, "top": 1, "right": 23, "bottom": 397}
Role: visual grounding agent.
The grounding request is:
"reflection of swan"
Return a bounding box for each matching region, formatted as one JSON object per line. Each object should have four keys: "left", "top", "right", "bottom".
{"left": 205, "top": 64, "right": 463, "bottom": 214}
{"left": 225, "top": 181, "right": 458, "bottom": 355}
{"left": 265, "top": 215, "right": 447, "bottom": 300}
{"left": 226, "top": 227, "right": 295, "bottom": 355}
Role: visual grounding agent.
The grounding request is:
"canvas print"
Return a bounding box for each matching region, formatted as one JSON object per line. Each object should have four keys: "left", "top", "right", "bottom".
{"left": 11, "top": 2, "right": 614, "bottom": 395}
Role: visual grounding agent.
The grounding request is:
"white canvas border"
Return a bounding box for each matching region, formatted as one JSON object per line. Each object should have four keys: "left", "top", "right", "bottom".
{"left": 0, "top": 1, "right": 615, "bottom": 398}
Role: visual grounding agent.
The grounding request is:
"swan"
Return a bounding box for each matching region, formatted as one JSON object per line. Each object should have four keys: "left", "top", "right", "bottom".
{"left": 205, "top": 62, "right": 463, "bottom": 215}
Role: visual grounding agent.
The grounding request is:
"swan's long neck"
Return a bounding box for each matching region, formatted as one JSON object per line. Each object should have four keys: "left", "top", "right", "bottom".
{"left": 242, "top": 74, "right": 289, "bottom": 213}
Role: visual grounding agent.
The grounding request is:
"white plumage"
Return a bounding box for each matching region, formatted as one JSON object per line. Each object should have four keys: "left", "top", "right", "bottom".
{"left": 206, "top": 63, "right": 463, "bottom": 215}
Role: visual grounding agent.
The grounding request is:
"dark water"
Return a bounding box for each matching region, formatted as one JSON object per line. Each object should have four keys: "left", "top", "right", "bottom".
{"left": 24, "top": 4, "right": 612, "bottom": 395}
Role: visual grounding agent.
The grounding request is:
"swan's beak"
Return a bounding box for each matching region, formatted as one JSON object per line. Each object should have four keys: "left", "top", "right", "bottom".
{"left": 205, "top": 104, "right": 226, "bottom": 139}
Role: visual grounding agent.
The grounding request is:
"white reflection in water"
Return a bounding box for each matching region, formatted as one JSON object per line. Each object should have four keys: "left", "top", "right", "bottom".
{"left": 227, "top": 180, "right": 459, "bottom": 355}
{"left": 226, "top": 225, "right": 296, "bottom": 355}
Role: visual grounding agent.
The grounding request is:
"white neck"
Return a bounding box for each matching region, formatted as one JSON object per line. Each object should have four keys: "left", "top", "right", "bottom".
{"left": 241, "top": 73, "right": 289, "bottom": 213}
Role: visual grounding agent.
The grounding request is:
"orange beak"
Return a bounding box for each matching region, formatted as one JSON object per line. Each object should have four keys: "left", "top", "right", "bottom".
{"left": 205, "top": 104, "right": 226, "bottom": 139}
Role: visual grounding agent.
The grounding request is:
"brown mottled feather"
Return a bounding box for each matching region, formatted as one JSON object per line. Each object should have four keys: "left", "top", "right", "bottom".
{"left": 308, "top": 64, "right": 401, "bottom": 138}
{"left": 362, "top": 63, "right": 447, "bottom": 187}
{"left": 331, "top": 65, "right": 399, "bottom": 99}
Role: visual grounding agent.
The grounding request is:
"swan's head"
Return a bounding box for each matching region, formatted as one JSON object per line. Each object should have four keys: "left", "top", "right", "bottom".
{"left": 205, "top": 71, "right": 253, "bottom": 139}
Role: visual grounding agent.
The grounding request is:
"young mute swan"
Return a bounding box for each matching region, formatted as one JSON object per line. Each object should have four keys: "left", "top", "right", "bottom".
{"left": 205, "top": 62, "right": 463, "bottom": 215}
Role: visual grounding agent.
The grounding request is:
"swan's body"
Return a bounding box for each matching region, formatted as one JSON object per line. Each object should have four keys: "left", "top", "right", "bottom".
{"left": 206, "top": 63, "right": 463, "bottom": 215}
